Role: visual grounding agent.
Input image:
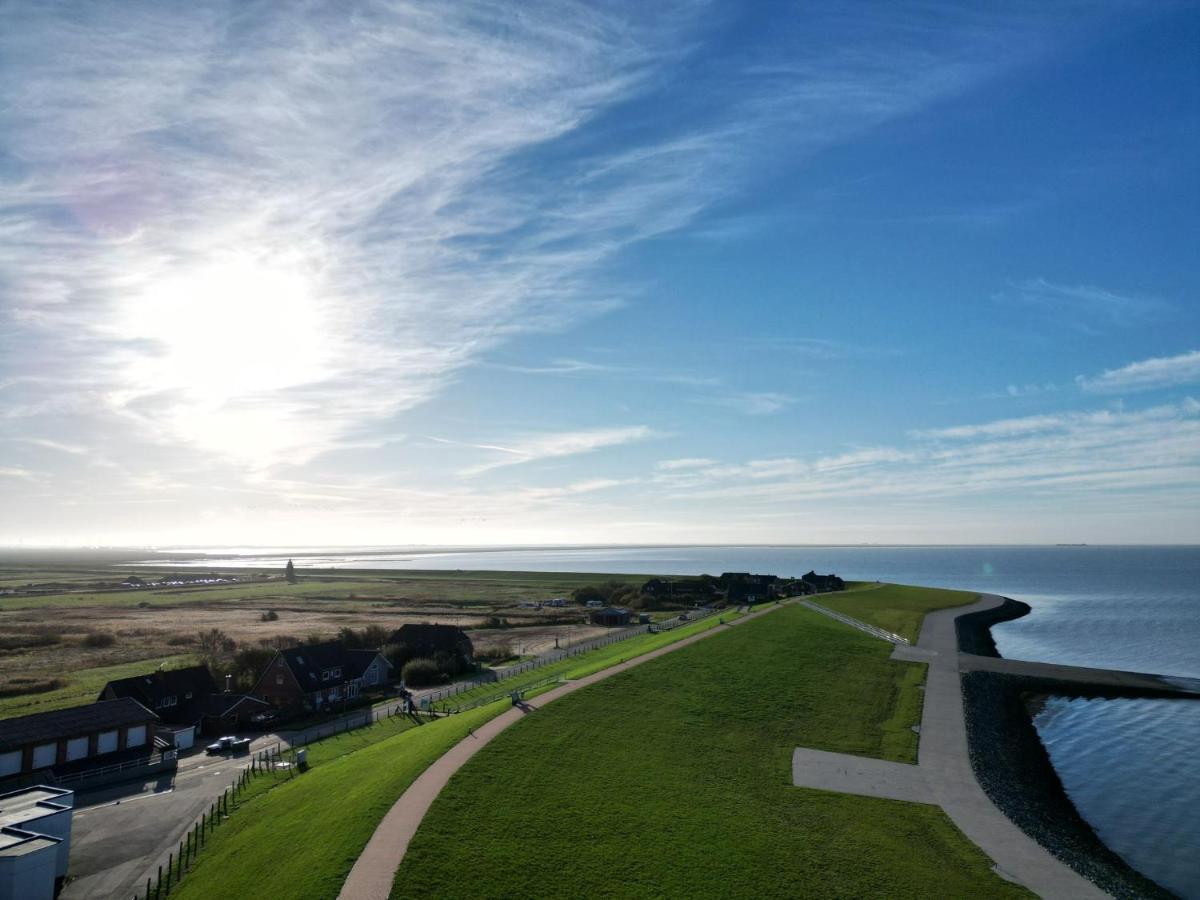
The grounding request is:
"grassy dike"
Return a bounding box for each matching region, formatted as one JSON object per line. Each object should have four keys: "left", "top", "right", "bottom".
{"left": 817, "top": 581, "right": 977, "bottom": 641}
{"left": 168, "top": 608, "right": 747, "bottom": 899}
{"left": 394, "top": 601, "right": 1029, "bottom": 899}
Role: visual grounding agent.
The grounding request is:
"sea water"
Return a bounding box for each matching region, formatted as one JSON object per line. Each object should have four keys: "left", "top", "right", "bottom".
{"left": 148, "top": 543, "right": 1200, "bottom": 893}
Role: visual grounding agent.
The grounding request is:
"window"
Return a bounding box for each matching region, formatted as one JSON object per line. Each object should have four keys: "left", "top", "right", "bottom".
{"left": 276, "top": 674, "right": 284, "bottom": 685}
{"left": 156, "top": 695, "right": 177, "bottom": 709}
{"left": 184, "top": 691, "right": 193, "bottom": 699}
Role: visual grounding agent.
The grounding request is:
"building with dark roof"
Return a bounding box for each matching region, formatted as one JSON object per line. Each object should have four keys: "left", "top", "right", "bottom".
{"left": 801, "top": 570, "right": 845, "bottom": 592}
{"left": 0, "top": 699, "right": 157, "bottom": 780}
{"left": 590, "top": 607, "right": 632, "bottom": 627}
{"left": 251, "top": 641, "right": 391, "bottom": 712}
{"left": 98, "top": 665, "right": 269, "bottom": 737}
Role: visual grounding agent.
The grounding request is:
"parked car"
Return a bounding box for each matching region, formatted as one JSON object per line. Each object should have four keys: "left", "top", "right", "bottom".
{"left": 205, "top": 735, "right": 251, "bottom": 755}
{"left": 250, "top": 710, "right": 278, "bottom": 726}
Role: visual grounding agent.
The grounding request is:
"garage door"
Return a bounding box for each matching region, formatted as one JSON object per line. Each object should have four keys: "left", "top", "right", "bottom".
{"left": 173, "top": 727, "right": 195, "bottom": 751}
{"left": 32, "top": 742, "right": 57, "bottom": 768}
{"left": 66, "top": 736, "right": 89, "bottom": 761}
{"left": 0, "top": 750, "right": 20, "bottom": 777}
{"left": 98, "top": 730, "right": 118, "bottom": 754}
{"left": 125, "top": 725, "right": 147, "bottom": 748}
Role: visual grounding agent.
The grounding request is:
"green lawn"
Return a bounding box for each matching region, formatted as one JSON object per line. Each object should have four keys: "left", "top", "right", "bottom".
{"left": 165, "top": 605, "right": 757, "bottom": 900}
{"left": 394, "top": 603, "right": 1029, "bottom": 900}
{"left": 0, "top": 654, "right": 197, "bottom": 718}
{"left": 170, "top": 701, "right": 510, "bottom": 900}
{"left": 815, "top": 582, "right": 978, "bottom": 642}
{"left": 435, "top": 610, "right": 743, "bottom": 710}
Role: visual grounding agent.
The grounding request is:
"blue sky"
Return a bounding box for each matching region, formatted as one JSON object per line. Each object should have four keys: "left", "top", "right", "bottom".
{"left": 1, "top": 1, "right": 1197, "bottom": 546}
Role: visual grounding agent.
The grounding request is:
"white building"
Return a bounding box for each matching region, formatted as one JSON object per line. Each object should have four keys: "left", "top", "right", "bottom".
{"left": 0, "top": 786, "right": 74, "bottom": 900}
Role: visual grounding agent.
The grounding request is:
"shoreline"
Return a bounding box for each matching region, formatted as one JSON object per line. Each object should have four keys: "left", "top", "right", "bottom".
{"left": 957, "top": 599, "right": 1176, "bottom": 899}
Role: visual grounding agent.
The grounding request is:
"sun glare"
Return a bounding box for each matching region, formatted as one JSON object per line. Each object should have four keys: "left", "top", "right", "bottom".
{"left": 113, "top": 252, "right": 335, "bottom": 462}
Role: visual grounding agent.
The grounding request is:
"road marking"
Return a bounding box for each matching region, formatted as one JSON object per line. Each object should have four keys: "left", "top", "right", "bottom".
{"left": 75, "top": 789, "right": 175, "bottom": 817}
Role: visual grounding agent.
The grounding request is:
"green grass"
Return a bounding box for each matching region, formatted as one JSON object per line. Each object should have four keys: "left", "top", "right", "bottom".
{"left": 165, "top": 604, "right": 754, "bottom": 900}
{"left": 437, "top": 610, "right": 743, "bottom": 709}
{"left": 815, "top": 582, "right": 978, "bottom": 642}
{"left": 236, "top": 712, "right": 424, "bottom": 806}
{"left": 170, "top": 701, "right": 510, "bottom": 900}
{"left": 1, "top": 568, "right": 650, "bottom": 610}
{"left": 394, "top": 603, "right": 1029, "bottom": 900}
{"left": 0, "top": 654, "right": 197, "bottom": 718}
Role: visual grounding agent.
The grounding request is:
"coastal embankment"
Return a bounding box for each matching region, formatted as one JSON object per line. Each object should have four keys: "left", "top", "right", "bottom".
{"left": 957, "top": 601, "right": 1180, "bottom": 899}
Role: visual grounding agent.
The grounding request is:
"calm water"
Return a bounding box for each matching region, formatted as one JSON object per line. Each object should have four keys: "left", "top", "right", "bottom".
{"left": 149, "top": 543, "right": 1200, "bottom": 893}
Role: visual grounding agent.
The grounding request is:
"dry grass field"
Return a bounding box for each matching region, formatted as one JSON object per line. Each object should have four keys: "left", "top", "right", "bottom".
{"left": 0, "top": 560, "right": 645, "bottom": 717}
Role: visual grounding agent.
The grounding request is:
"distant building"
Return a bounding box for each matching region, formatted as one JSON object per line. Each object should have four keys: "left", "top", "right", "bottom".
{"left": 641, "top": 579, "right": 718, "bottom": 604}
{"left": 0, "top": 786, "right": 74, "bottom": 900}
{"left": 0, "top": 699, "right": 158, "bottom": 780}
{"left": 252, "top": 642, "right": 391, "bottom": 712}
{"left": 590, "top": 607, "right": 632, "bottom": 627}
{"left": 801, "top": 571, "right": 845, "bottom": 592}
{"left": 721, "top": 572, "right": 780, "bottom": 604}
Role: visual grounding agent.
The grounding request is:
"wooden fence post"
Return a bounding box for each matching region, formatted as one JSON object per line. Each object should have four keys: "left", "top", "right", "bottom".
{"left": 165, "top": 853, "right": 172, "bottom": 891}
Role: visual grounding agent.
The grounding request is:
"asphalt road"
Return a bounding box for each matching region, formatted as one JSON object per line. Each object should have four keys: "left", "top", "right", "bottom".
{"left": 61, "top": 702, "right": 401, "bottom": 900}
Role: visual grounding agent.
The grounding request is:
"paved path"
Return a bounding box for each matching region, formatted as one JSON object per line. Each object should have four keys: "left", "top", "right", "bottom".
{"left": 337, "top": 603, "right": 786, "bottom": 900}
{"left": 796, "top": 595, "right": 1108, "bottom": 899}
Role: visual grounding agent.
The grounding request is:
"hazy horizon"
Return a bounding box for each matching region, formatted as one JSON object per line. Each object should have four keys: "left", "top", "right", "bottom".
{"left": 2, "top": 2, "right": 1197, "bottom": 546}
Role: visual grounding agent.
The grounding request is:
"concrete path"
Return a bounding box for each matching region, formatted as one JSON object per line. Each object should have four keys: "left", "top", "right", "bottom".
{"left": 338, "top": 603, "right": 788, "bottom": 900}
{"left": 795, "top": 594, "right": 1108, "bottom": 899}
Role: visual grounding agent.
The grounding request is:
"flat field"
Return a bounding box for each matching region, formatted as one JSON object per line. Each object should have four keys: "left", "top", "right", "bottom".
{"left": 0, "top": 563, "right": 646, "bottom": 717}
{"left": 394, "top": 600, "right": 1028, "bottom": 899}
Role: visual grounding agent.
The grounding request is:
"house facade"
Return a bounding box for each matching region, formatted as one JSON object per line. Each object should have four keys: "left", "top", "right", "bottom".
{"left": 252, "top": 642, "right": 391, "bottom": 712}
{"left": 99, "top": 664, "right": 269, "bottom": 737}
{"left": 0, "top": 699, "right": 158, "bottom": 779}
{"left": 590, "top": 607, "right": 632, "bottom": 627}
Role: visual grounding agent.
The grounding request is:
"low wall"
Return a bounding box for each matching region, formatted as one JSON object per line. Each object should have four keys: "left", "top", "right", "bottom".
{"left": 954, "top": 596, "right": 1030, "bottom": 656}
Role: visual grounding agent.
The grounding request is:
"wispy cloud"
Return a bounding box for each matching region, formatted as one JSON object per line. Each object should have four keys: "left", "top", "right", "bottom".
{"left": 459, "top": 426, "right": 656, "bottom": 476}
{"left": 707, "top": 391, "right": 797, "bottom": 416}
{"left": 661, "top": 399, "right": 1200, "bottom": 506}
{"left": 656, "top": 457, "right": 718, "bottom": 471}
{"left": 0, "top": 2, "right": 1084, "bottom": 478}
{"left": 997, "top": 278, "right": 1173, "bottom": 332}
{"left": 1077, "top": 350, "right": 1200, "bottom": 394}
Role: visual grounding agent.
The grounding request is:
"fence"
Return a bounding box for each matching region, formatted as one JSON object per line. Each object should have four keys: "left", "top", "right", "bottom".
{"left": 801, "top": 600, "right": 910, "bottom": 645}
{"left": 646, "top": 604, "right": 726, "bottom": 634}
{"left": 55, "top": 749, "right": 177, "bottom": 789}
{"left": 416, "top": 622, "right": 651, "bottom": 707}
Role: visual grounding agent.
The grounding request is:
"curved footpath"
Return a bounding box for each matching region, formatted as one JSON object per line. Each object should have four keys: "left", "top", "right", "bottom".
{"left": 795, "top": 594, "right": 1107, "bottom": 899}
{"left": 337, "top": 602, "right": 787, "bottom": 900}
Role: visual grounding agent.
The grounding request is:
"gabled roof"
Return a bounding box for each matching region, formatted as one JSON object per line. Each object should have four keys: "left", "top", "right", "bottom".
{"left": 101, "top": 665, "right": 217, "bottom": 705}
{"left": 0, "top": 698, "right": 157, "bottom": 752}
{"left": 202, "top": 693, "right": 272, "bottom": 717}
{"left": 277, "top": 642, "right": 389, "bottom": 691}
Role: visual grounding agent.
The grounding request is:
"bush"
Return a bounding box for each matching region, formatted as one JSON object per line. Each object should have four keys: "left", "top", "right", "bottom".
{"left": 82, "top": 632, "right": 116, "bottom": 648}
{"left": 401, "top": 658, "right": 444, "bottom": 687}
{"left": 0, "top": 632, "right": 61, "bottom": 651}
{"left": 0, "top": 677, "right": 65, "bottom": 699}
{"left": 261, "top": 609, "right": 280, "bottom": 622}
{"left": 167, "top": 634, "right": 196, "bottom": 646}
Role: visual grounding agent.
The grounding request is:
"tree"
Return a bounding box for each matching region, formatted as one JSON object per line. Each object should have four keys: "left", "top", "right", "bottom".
{"left": 196, "top": 628, "right": 236, "bottom": 669}
{"left": 285, "top": 559, "right": 298, "bottom": 584}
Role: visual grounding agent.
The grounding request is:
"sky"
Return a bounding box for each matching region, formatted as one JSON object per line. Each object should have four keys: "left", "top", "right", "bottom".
{"left": 1, "top": 0, "right": 1198, "bottom": 547}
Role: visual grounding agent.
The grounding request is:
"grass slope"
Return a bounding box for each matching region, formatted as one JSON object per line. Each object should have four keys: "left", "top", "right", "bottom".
{"left": 171, "top": 702, "right": 509, "bottom": 900}
{"left": 438, "top": 610, "right": 742, "bottom": 709}
{"left": 167, "top": 606, "right": 744, "bottom": 899}
{"left": 816, "top": 582, "right": 978, "bottom": 642}
{"left": 395, "top": 604, "right": 1029, "bottom": 900}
